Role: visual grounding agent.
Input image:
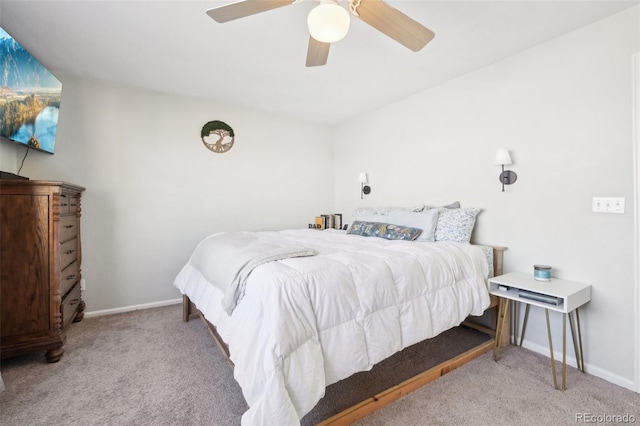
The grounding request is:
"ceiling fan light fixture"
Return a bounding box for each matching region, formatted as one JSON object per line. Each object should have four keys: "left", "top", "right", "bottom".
{"left": 307, "top": 0, "right": 350, "bottom": 43}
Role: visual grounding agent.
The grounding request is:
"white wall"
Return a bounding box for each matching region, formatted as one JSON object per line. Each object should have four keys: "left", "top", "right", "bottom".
{"left": 0, "top": 142, "right": 18, "bottom": 172}
{"left": 10, "top": 78, "right": 334, "bottom": 312}
{"left": 334, "top": 7, "right": 639, "bottom": 389}
{"left": 635, "top": 52, "right": 640, "bottom": 392}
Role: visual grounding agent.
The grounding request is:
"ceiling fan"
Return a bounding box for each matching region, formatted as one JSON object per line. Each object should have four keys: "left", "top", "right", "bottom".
{"left": 206, "top": 0, "right": 435, "bottom": 67}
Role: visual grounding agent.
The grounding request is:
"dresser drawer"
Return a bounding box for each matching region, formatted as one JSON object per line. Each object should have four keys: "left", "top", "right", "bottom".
{"left": 68, "top": 196, "right": 80, "bottom": 214}
{"left": 59, "top": 238, "right": 78, "bottom": 270}
{"left": 59, "top": 215, "right": 78, "bottom": 242}
{"left": 59, "top": 193, "right": 71, "bottom": 214}
{"left": 60, "top": 261, "right": 79, "bottom": 297}
{"left": 62, "top": 284, "right": 81, "bottom": 330}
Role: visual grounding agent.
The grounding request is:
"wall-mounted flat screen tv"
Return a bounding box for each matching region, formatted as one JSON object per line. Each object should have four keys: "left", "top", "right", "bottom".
{"left": 0, "top": 26, "right": 62, "bottom": 154}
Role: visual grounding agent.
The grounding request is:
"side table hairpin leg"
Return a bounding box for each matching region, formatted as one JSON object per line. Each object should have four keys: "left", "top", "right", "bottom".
{"left": 545, "top": 309, "right": 560, "bottom": 390}
{"left": 510, "top": 301, "right": 520, "bottom": 345}
{"left": 568, "top": 308, "right": 586, "bottom": 372}
{"left": 547, "top": 308, "right": 585, "bottom": 391}
{"left": 519, "top": 304, "right": 530, "bottom": 346}
{"left": 498, "top": 301, "right": 585, "bottom": 391}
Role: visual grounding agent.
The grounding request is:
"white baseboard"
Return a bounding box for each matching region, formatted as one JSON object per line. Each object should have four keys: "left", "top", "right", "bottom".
{"left": 522, "top": 340, "right": 637, "bottom": 392}
{"left": 84, "top": 298, "right": 182, "bottom": 318}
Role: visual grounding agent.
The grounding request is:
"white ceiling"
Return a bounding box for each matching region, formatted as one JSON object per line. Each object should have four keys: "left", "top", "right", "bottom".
{"left": 1, "top": 0, "right": 638, "bottom": 126}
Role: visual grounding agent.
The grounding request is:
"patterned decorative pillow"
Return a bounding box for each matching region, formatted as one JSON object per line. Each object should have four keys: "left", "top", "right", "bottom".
{"left": 347, "top": 221, "right": 423, "bottom": 241}
{"left": 434, "top": 207, "right": 481, "bottom": 243}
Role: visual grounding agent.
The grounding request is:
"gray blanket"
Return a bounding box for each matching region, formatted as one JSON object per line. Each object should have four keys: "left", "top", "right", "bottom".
{"left": 189, "top": 232, "right": 316, "bottom": 315}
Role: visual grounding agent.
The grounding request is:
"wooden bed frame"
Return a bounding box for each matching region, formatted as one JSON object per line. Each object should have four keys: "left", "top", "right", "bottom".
{"left": 182, "top": 246, "right": 507, "bottom": 425}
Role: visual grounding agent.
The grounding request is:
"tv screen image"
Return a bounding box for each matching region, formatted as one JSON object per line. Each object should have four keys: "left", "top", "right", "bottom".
{"left": 0, "top": 26, "right": 62, "bottom": 154}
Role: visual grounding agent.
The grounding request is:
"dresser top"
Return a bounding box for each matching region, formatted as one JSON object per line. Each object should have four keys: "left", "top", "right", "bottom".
{"left": 0, "top": 180, "right": 85, "bottom": 192}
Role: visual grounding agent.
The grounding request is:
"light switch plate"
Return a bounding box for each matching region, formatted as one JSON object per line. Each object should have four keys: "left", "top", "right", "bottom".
{"left": 592, "top": 197, "right": 625, "bottom": 213}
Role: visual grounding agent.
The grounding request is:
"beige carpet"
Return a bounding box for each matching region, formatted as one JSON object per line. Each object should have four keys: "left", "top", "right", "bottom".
{"left": 355, "top": 346, "right": 640, "bottom": 426}
{"left": 1, "top": 304, "right": 638, "bottom": 425}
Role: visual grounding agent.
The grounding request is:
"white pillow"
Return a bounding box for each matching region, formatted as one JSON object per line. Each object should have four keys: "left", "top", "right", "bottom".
{"left": 354, "top": 212, "right": 380, "bottom": 223}
{"left": 384, "top": 209, "right": 439, "bottom": 242}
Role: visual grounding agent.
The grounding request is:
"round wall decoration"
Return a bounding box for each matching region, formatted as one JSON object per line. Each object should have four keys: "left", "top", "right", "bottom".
{"left": 201, "top": 120, "right": 235, "bottom": 153}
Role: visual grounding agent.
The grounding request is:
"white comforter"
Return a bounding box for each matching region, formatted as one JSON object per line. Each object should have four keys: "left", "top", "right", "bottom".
{"left": 173, "top": 229, "right": 491, "bottom": 426}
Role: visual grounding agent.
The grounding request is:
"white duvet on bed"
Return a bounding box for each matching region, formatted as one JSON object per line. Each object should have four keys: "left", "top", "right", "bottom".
{"left": 173, "top": 229, "right": 491, "bottom": 426}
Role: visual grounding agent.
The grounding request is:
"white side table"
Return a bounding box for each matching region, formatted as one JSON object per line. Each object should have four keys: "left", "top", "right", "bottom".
{"left": 489, "top": 272, "right": 591, "bottom": 390}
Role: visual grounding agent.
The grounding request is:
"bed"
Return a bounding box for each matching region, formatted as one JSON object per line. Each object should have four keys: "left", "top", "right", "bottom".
{"left": 174, "top": 207, "right": 505, "bottom": 425}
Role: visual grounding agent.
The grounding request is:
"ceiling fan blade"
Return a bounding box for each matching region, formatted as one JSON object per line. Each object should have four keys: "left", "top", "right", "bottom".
{"left": 354, "top": 0, "right": 435, "bottom": 52}
{"left": 206, "top": 0, "right": 294, "bottom": 23}
{"left": 306, "top": 36, "right": 330, "bottom": 67}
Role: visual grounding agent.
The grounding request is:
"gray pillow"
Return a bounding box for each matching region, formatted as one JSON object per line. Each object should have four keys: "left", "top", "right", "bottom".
{"left": 426, "top": 201, "right": 460, "bottom": 209}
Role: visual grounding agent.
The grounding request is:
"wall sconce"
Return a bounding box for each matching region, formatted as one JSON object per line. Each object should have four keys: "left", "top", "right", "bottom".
{"left": 495, "top": 149, "right": 517, "bottom": 192}
{"left": 358, "top": 172, "right": 371, "bottom": 199}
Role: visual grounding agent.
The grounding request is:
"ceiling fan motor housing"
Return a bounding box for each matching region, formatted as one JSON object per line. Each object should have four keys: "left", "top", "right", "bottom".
{"left": 307, "top": 0, "right": 351, "bottom": 43}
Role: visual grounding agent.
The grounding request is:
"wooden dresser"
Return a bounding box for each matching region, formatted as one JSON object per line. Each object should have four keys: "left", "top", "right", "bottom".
{"left": 0, "top": 180, "right": 86, "bottom": 362}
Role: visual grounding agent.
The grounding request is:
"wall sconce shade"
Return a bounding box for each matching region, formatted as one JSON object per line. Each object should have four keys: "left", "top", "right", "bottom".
{"left": 307, "top": 0, "right": 350, "bottom": 43}
{"left": 494, "top": 149, "right": 512, "bottom": 166}
{"left": 358, "top": 172, "right": 371, "bottom": 199}
{"left": 495, "top": 149, "right": 517, "bottom": 192}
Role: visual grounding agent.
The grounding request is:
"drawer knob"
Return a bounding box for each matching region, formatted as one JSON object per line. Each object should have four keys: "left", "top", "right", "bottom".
{"left": 65, "top": 250, "right": 75, "bottom": 255}
{"left": 65, "top": 225, "right": 74, "bottom": 229}
{"left": 66, "top": 274, "right": 76, "bottom": 280}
